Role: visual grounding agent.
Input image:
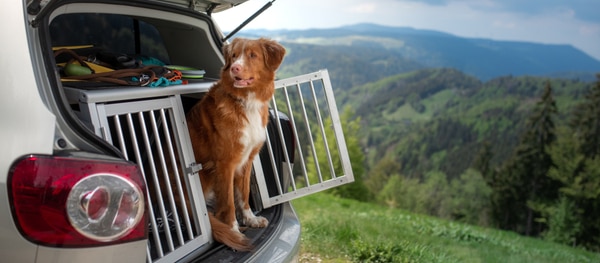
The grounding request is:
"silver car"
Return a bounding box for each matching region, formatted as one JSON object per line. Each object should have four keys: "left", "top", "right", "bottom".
{"left": 0, "top": 0, "right": 354, "bottom": 262}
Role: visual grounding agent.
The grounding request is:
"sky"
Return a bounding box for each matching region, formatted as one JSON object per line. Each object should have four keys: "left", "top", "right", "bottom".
{"left": 213, "top": 0, "right": 600, "bottom": 60}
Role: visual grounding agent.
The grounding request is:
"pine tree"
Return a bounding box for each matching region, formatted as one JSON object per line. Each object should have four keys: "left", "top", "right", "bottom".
{"left": 490, "top": 157, "right": 528, "bottom": 232}
{"left": 522, "top": 81, "right": 560, "bottom": 236}
{"left": 546, "top": 74, "right": 600, "bottom": 250}
{"left": 490, "top": 81, "right": 559, "bottom": 236}
{"left": 542, "top": 127, "right": 584, "bottom": 245}
{"left": 571, "top": 74, "right": 600, "bottom": 158}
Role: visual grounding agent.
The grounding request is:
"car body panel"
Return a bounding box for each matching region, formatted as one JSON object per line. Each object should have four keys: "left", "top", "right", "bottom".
{"left": 34, "top": 241, "right": 147, "bottom": 263}
{"left": 246, "top": 202, "right": 301, "bottom": 263}
{"left": 0, "top": 2, "right": 56, "bottom": 261}
{"left": 0, "top": 1, "right": 56, "bottom": 182}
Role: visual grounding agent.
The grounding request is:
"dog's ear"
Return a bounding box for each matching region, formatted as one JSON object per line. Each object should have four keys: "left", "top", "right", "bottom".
{"left": 222, "top": 42, "right": 231, "bottom": 70}
{"left": 260, "top": 38, "right": 286, "bottom": 71}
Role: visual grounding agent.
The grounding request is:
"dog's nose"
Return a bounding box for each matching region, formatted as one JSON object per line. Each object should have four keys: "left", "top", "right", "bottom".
{"left": 231, "top": 64, "right": 242, "bottom": 74}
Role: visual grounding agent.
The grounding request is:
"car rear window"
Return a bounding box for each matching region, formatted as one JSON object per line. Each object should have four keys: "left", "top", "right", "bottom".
{"left": 49, "top": 13, "right": 170, "bottom": 64}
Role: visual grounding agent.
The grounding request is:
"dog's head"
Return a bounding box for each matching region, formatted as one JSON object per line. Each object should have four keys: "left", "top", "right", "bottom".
{"left": 222, "top": 38, "right": 286, "bottom": 89}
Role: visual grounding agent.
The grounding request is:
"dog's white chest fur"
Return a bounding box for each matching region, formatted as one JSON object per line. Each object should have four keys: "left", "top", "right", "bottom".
{"left": 238, "top": 92, "right": 266, "bottom": 171}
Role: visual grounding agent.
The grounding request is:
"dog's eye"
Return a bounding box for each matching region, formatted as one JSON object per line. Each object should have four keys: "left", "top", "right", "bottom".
{"left": 249, "top": 52, "right": 257, "bottom": 58}
{"left": 232, "top": 53, "right": 237, "bottom": 58}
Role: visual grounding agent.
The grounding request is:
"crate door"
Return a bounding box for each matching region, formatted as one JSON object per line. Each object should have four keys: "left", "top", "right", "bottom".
{"left": 254, "top": 70, "right": 355, "bottom": 208}
{"left": 94, "top": 96, "right": 211, "bottom": 262}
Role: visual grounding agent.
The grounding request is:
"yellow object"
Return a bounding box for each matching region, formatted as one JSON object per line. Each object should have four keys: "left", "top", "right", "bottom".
{"left": 58, "top": 61, "right": 114, "bottom": 73}
{"left": 52, "top": 45, "right": 94, "bottom": 51}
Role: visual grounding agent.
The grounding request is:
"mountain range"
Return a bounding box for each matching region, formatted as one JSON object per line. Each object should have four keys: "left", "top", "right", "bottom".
{"left": 239, "top": 23, "right": 600, "bottom": 81}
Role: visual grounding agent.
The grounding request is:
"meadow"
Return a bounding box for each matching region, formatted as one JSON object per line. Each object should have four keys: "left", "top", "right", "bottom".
{"left": 293, "top": 193, "right": 600, "bottom": 263}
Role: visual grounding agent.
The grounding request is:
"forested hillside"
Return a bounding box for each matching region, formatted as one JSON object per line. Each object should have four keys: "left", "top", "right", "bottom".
{"left": 349, "top": 68, "right": 590, "bottom": 179}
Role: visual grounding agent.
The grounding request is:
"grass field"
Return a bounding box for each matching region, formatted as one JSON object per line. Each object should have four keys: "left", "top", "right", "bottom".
{"left": 292, "top": 193, "right": 600, "bottom": 263}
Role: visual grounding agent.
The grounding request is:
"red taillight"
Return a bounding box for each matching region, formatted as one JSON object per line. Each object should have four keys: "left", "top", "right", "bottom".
{"left": 8, "top": 155, "right": 147, "bottom": 247}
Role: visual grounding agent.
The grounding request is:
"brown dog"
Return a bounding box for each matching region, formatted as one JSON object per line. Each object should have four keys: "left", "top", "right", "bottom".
{"left": 186, "top": 38, "right": 286, "bottom": 251}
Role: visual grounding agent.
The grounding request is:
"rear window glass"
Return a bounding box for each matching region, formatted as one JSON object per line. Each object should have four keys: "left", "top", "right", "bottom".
{"left": 49, "top": 13, "right": 170, "bottom": 64}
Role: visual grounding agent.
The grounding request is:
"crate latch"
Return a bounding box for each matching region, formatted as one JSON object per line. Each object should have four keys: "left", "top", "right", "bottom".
{"left": 186, "top": 162, "right": 202, "bottom": 175}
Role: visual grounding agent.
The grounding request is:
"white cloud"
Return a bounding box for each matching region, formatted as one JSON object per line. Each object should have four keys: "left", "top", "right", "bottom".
{"left": 347, "top": 3, "right": 377, "bottom": 14}
{"left": 492, "top": 20, "right": 517, "bottom": 29}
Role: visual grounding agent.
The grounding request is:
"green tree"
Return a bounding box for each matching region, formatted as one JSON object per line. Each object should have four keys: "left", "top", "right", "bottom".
{"left": 376, "top": 173, "right": 425, "bottom": 213}
{"left": 543, "top": 75, "right": 600, "bottom": 250}
{"left": 377, "top": 174, "right": 406, "bottom": 208}
{"left": 570, "top": 74, "right": 600, "bottom": 158}
{"left": 447, "top": 169, "right": 492, "bottom": 226}
{"left": 535, "top": 128, "right": 583, "bottom": 245}
{"left": 487, "top": 160, "right": 525, "bottom": 231}
{"left": 417, "top": 171, "right": 451, "bottom": 217}
{"left": 491, "top": 81, "right": 559, "bottom": 236}
{"left": 365, "top": 157, "right": 401, "bottom": 196}
{"left": 545, "top": 130, "right": 600, "bottom": 249}
{"left": 543, "top": 196, "right": 581, "bottom": 246}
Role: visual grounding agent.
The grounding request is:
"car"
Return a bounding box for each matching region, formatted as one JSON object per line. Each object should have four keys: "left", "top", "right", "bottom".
{"left": 0, "top": 1, "right": 354, "bottom": 262}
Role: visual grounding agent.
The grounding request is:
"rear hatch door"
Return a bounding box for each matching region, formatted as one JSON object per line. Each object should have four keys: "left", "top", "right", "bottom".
{"left": 27, "top": 0, "right": 248, "bottom": 16}
{"left": 148, "top": 0, "right": 248, "bottom": 13}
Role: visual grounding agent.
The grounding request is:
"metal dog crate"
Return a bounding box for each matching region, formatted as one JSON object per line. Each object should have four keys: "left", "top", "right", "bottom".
{"left": 63, "top": 69, "right": 354, "bottom": 262}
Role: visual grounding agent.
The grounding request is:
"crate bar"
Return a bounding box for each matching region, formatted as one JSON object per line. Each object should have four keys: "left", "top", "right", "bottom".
{"left": 294, "top": 79, "right": 323, "bottom": 185}
{"left": 72, "top": 83, "right": 212, "bottom": 104}
{"left": 264, "top": 130, "right": 286, "bottom": 195}
{"left": 158, "top": 108, "right": 194, "bottom": 240}
{"left": 138, "top": 111, "right": 176, "bottom": 252}
{"left": 273, "top": 82, "right": 313, "bottom": 187}
{"left": 152, "top": 237, "right": 210, "bottom": 263}
{"left": 252, "top": 136, "right": 277, "bottom": 206}
{"left": 112, "top": 116, "right": 128, "bottom": 158}
{"left": 319, "top": 70, "right": 353, "bottom": 180}
{"left": 269, "top": 176, "right": 352, "bottom": 205}
{"left": 269, "top": 97, "right": 297, "bottom": 193}
{"left": 308, "top": 79, "right": 336, "bottom": 180}
{"left": 125, "top": 113, "right": 165, "bottom": 261}
{"left": 95, "top": 104, "right": 112, "bottom": 143}
{"left": 281, "top": 81, "right": 312, "bottom": 185}
{"left": 103, "top": 97, "right": 174, "bottom": 116}
{"left": 277, "top": 84, "right": 309, "bottom": 186}
{"left": 149, "top": 110, "right": 185, "bottom": 246}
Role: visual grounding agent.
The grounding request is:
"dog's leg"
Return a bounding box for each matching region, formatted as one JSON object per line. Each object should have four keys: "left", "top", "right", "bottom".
{"left": 235, "top": 148, "right": 268, "bottom": 228}
{"left": 213, "top": 161, "right": 241, "bottom": 232}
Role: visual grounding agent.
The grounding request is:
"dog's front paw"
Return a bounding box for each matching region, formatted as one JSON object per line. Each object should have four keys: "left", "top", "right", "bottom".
{"left": 242, "top": 209, "right": 269, "bottom": 228}
{"left": 247, "top": 215, "right": 268, "bottom": 228}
